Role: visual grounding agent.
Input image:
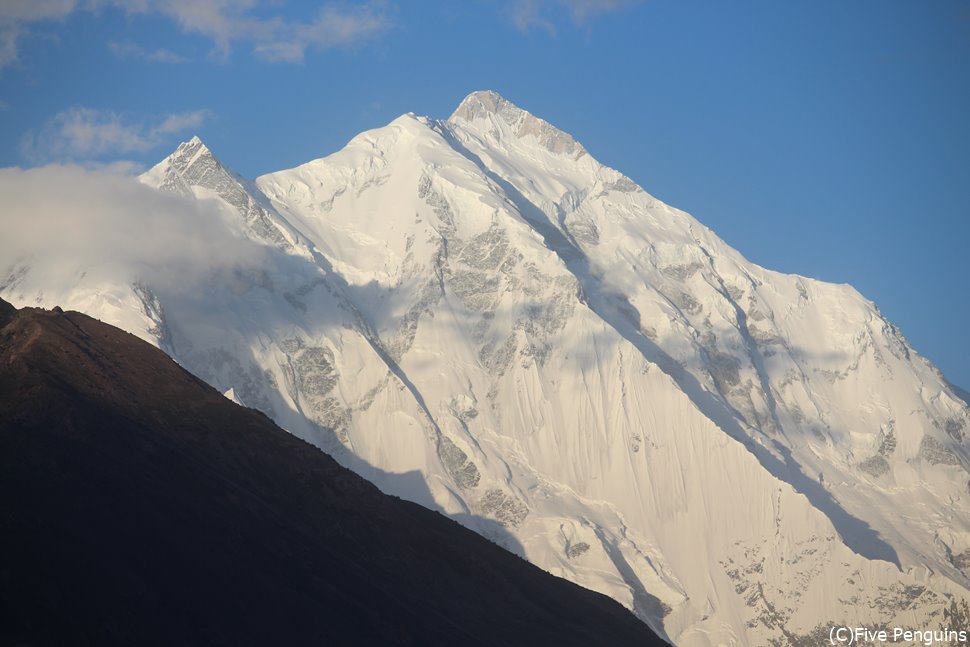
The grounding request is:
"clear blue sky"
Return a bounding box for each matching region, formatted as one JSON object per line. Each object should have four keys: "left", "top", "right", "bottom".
{"left": 2, "top": 0, "right": 968, "bottom": 387}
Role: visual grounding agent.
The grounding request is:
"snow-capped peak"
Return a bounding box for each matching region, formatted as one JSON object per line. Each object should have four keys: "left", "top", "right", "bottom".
{"left": 8, "top": 93, "right": 970, "bottom": 647}
{"left": 449, "top": 90, "right": 586, "bottom": 159}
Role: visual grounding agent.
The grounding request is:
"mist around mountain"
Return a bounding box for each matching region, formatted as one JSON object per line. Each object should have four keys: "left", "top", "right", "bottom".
{"left": 2, "top": 91, "right": 969, "bottom": 646}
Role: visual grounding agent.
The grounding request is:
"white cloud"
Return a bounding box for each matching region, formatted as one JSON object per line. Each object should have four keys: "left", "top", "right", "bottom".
{"left": 149, "top": 0, "right": 262, "bottom": 59}
{"left": 561, "top": 0, "right": 638, "bottom": 21}
{"left": 0, "top": 26, "right": 20, "bottom": 69}
{"left": 508, "top": 0, "right": 638, "bottom": 32}
{"left": 0, "top": 1, "right": 391, "bottom": 70}
{"left": 108, "top": 40, "right": 188, "bottom": 63}
{"left": 252, "top": 4, "right": 391, "bottom": 63}
{"left": 509, "top": 0, "right": 551, "bottom": 33}
{"left": 0, "top": 0, "right": 78, "bottom": 23}
{"left": 152, "top": 110, "right": 209, "bottom": 135}
{"left": 0, "top": 164, "right": 265, "bottom": 292}
{"left": 0, "top": 0, "right": 78, "bottom": 69}
{"left": 21, "top": 107, "right": 211, "bottom": 163}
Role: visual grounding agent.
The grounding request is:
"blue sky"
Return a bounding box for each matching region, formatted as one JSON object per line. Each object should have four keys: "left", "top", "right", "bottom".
{"left": 2, "top": 0, "right": 968, "bottom": 387}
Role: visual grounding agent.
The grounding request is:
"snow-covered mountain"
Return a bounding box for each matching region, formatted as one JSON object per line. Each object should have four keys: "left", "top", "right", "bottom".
{"left": 4, "top": 91, "right": 970, "bottom": 646}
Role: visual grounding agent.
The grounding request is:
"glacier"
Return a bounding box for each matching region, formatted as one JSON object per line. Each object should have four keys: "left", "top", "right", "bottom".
{"left": 3, "top": 90, "right": 970, "bottom": 646}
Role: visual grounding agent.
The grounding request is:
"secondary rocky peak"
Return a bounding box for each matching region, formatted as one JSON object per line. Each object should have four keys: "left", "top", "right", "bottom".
{"left": 139, "top": 135, "right": 223, "bottom": 198}
{"left": 143, "top": 134, "right": 249, "bottom": 202}
{"left": 449, "top": 90, "right": 586, "bottom": 158}
{"left": 170, "top": 135, "right": 215, "bottom": 170}
{"left": 139, "top": 136, "right": 296, "bottom": 250}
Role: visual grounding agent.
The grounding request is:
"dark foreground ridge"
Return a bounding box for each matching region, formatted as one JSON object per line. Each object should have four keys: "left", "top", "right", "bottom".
{"left": 0, "top": 298, "right": 664, "bottom": 646}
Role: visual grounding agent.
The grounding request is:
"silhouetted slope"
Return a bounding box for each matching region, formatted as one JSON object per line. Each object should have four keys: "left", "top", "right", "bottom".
{"left": 0, "top": 299, "right": 663, "bottom": 646}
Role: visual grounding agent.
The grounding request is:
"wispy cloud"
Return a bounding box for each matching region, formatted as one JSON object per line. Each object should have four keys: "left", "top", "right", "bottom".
{"left": 251, "top": 3, "right": 392, "bottom": 63}
{"left": 0, "top": 0, "right": 79, "bottom": 69}
{"left": 0, "top": 1, "right": 392, "bottom": 71}
{"left": 508, "top": 0, "right": 638, "bottom": 32}
{"left": 0, "top": 25, "right": 19, "bottom": 69}
{"left": 21, "top": 107, "right": 211, "bottom": 163}
{"left": 108, "top": 40, "right": 188, "bottom": 63}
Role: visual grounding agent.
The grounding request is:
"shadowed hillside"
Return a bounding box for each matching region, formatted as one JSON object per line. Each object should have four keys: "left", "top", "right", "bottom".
{"left": 0, "top": 298, "right": 663, "bottom": 646}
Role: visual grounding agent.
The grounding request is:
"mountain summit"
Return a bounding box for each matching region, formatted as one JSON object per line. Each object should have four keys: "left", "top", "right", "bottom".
{"left": 3, "top": 92, "right": 969, "bottom": 646}
{"left": 450, "top": 89, "right": 586, "bottom": 158}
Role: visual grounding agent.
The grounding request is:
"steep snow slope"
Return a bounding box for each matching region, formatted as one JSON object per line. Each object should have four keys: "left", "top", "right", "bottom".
{"left": 444, "top": 90, "right": 970, "bottom": 571}
{"left": 4, "top": 92, "right": 969, "bottom": 646}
